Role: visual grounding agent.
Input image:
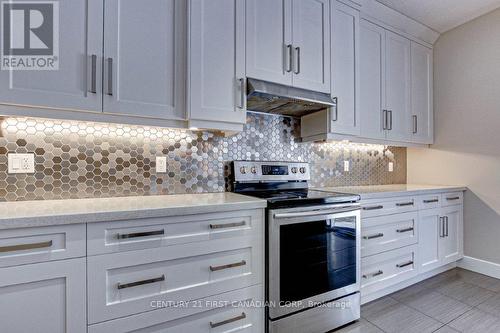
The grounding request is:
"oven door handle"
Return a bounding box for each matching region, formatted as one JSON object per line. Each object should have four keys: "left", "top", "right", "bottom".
{"left": 273, "top": 206, "right": 360, "bottom": 219}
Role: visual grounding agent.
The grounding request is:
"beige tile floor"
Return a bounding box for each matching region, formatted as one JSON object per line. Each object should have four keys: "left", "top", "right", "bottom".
{"left": 336, "top": 268, "right": 500, "bottom": 333}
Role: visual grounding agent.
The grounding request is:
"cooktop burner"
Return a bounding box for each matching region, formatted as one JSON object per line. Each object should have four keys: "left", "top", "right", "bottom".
{"left": 230, "top": 161, "right": 360, "bottom": 209}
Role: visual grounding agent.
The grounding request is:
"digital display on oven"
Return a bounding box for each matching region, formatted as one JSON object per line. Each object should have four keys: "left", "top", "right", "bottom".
{"left": 262, "top": 165, "right": 289, "bottom": 175}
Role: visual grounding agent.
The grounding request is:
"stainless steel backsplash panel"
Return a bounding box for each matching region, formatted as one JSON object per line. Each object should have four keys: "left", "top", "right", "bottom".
{"left": 0, "top": 113, "right": 406, "bottom": 201}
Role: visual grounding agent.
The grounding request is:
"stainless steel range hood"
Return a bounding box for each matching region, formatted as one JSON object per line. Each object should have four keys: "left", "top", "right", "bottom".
{"left": 246, "top": 78, "right": 335, "bottom": 117}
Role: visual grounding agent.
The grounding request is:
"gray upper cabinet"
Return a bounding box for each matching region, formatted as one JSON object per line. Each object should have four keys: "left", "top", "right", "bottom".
{"left": 245, "top": 0, "right": 330, "bottom": 93}
{"left": 291, "top": 0, "right": 330, "bottom": 93}
{"left": 246, "top": 0, "right": 292, "bottom": 86}
{"left": 410, "top": 42, "right": 433, "bottom": 144}
{"left": 0, "top": 0, "right": 103, "bottom": 112}
{"left": 103, "top": 0, "right": 186, "bottom": 120}
{"left": 188, "top": 0, "right": 247, "bottom": 132}
{"left": 359, "top": 19, "right": 386, "bottom": 140}
{"left": 330, "top": 1, "right": 359, "bottom": 136}
{"left": 385, "top": 30, "right": 411, "bottom": 142}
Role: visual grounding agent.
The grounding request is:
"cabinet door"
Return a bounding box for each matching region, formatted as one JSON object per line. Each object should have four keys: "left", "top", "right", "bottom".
{"left": 0, "top": 0, "right": 103, "bottom": 112}
{"left": 103, "top": 0, "right": 186, "bottom": 120}
{"left": 410, "top": 42, "right": 433, "bottom": 144}
{"left": 359, "top": 19, "right": 386, "bottom": 140}
{"left": 246, "top": 0, "right": 292, "bottom": 86}
{"left": 330, "top": 1, "right": 359, "bottom": 136}
{"left": 385, "top": 31, "right": 411, "bottom": 142}
{"left": 440, "top": 206, "right": 464, "bottom": 264}
{"left": 0, "top": 258, "right": 86, "bottom": 333}
{"left": 189, "top": 0, "right": 246, "bottom": 130}
{"left": 418, "top": 208, "right": 441, "bottom": 273}
{"left": 291, "top": 0, "right": 330, "bottom": 93}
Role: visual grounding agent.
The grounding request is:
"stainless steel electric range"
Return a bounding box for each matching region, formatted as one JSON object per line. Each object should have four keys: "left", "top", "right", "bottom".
{"left": 231, "top": 161, "right": 362, "bottom": 333}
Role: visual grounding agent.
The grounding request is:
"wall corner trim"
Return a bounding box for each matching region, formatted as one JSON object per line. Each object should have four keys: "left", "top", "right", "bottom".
{"left": 457, "top": 256, "right": 500, "bottom": 279}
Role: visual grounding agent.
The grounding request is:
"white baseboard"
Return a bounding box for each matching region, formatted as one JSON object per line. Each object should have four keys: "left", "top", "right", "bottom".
{"left": 457, "top": 256, "right": 500, "bottom": 279}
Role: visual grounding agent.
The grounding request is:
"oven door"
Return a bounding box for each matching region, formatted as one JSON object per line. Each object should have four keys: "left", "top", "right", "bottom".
{"left": 268, "top": 204, "right": 361, "bottom": 319}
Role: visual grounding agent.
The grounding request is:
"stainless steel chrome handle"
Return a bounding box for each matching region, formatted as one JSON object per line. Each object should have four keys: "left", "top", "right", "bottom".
{"left": 397, "top": 261, "right": 414, "bottom": 268}
{"left": 332, "top": 97, "right": 338, "bottom": 121}
{"left": 107, "top": 57, "right": 113, "bottom": 96}
{"left": 423, "top": 199, "right": 439, "bottom": 203}
{"left": 210, "top": 312, "right": 246, "bottom": 328}
{"left": 363, "top": 205, "right": 384, "bottom": 211}
{"left": 285, "top": 44, "right": 293, "bottom": 72}
{"left": 412, "top": 115, "right": 418, "bottom": 134}
{"left": 116, "top": 230, "right": 164, "bottom": 240}
{"left": 210, "top": 260, "right": 246, "bottom": 272}
{"left": 274, "top": 205, "right": 360, "bottom": 219}
{"left": 363, "top": 233, "right": 384, "bottom": 240}
{"left": 363, "top": 270, "right": 383, "bottom": 279}
{"left": 439, "top": 217, "right": 445, "bottom": 238}
{"left": 388, "top": 110, "right": 393, "bottom": 130}
{"left": 396, "top": 227, "right": 414, "bottom": 233}
{"left": 0, "top": 240, "right": 52, "bottom": 253}
{"left": 446, "top": 196, "right": 460, "bottom": 201}
{"left": 382, "top": 110, "right": 387, "bottom": 130}
{"left": 117, "top": 275, "right": 165, "bottom": 290}
{"left": 210, "top": 221, "right": 246, "bottom": 229}
{"left": 445, "top": 216, "right": 449, "bottom": 237}
{"left": 294, "top": 47, "right": 300, "bottom": 74}
{"left": 396, "top": 202, "right": 414, "bottom": 207}
{"left": 238, "top": 78, "right": 245, "bottom": 109}
{"left": 89, "top": 54, "right": 97, "bottom": 94}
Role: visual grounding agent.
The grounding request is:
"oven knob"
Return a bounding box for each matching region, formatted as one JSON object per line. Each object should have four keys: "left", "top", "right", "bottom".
{"left": 250, "top": 166, "right": 257, "bottom": 174}
{"left": 291, "top": 167, "right": 298, "bottom": 174}
{"left": 239, "top": 166, "right": 248, "bottom": 174}
{"left": 299, "top": 167, "right": 306, "bottom": 174}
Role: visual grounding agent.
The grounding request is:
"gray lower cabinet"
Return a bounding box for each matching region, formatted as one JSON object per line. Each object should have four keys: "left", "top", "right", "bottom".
{"left": 0, "top": 258, "right": 86, "bottom": 333}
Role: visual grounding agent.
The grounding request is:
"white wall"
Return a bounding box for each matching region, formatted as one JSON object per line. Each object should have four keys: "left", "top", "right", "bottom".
{"left": 408, "top": 8, "right": 500, "bottom": 263}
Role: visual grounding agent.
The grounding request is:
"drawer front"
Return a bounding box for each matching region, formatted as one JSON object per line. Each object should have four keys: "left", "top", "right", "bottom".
{"left": 87, "top": 210, "right": 263, "bottom": 255}
{"left": 361, "top": 197, "right": 416, "bottom": 218}
{"left": 441, "top": 192, "right": 463, "bottom": 207}
{"left": 361, "top": 245, "right": 418, "bottom": 295}
{"left": 88, "top": 234, "right": 263, "bottom": 323}
{"left": 0, "top": 224, "right": 85, "bottom": 268}
{"left": 88, "top": 285, "right": 264, "bottom": 333}
{"left": 416, "top": 194, "right": 441, "bottom": 210}
{"left": 361, "top": 212, "right": 418, "bottom": 257}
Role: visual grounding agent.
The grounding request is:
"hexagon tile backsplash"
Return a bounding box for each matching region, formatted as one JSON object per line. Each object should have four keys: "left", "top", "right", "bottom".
{"left": 0, "top": 113, "right": 406, "bottom": 201}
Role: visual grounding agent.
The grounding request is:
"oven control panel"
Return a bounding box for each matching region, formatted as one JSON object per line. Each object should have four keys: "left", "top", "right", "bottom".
{"left": 233, "top": 161, "right": 310, "bottom": 182}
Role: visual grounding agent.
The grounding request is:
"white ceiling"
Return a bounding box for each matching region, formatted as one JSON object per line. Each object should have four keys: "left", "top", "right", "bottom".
{"left": 376, "top": 0, "right": 500, "bottom": 32}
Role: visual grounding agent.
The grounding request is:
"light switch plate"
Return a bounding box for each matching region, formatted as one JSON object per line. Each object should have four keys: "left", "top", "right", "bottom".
{"left": 8, "top": 153, "right": 35, "bottom": 174}
{"left": 388, "top": 162, "right": 394, "bottom": 172}
{"left": 156, "top": 156, "right": 167, "bottom": 173}
{"left": 343, "top": 160, "right": 350, "bottom": 172}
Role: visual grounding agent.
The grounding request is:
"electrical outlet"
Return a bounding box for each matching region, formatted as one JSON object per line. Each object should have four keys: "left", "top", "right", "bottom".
{"left": 8, "top": 153, "right": 35, "bottom": 174}
{"left": 388, "top": 162, "right": 394, "bottom": 172}
{"left": 343, "top": 160, "right": 350, "bottom": 172}
{"left": 156, "top": 156, "right": 167, "bottom": 173}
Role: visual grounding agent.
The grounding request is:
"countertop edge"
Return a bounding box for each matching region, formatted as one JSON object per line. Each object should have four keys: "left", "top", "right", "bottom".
{"left": 355, "top": 187, "right": 467, "bottom": 200}
{"left": 0, "top": 197, "right": 267, "bottom": 230}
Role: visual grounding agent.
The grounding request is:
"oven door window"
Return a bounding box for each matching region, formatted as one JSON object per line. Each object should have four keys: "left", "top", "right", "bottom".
{"left": 280, "top": 216, "right": 357, "bottom": 303}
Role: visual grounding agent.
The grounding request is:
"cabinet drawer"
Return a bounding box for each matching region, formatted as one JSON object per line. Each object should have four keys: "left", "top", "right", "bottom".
{"left": 88, "top": 235, "right": 263, "bottom": 323}
{"left": 361, "top": 197, "right": 416, "bottom": 218}
{"left": 88, "top": 285, "right": 264, "bottom": 333}
{"left": 87, "top": 210, "right": 262, "bottom": 255}
{"left": 416, "top": 194, "right": 441, "bottom": 210}
{"left": 361, "top": 212, "right": 418, "bottom": 257}
{"left": 0, "top": 224, "right": 85, "bottom": 268}
{"left": 361, "top": 245, "right": 418, "bottom": 295}
{"left": 441, "top": 192, "right": 463, "bottom": 207}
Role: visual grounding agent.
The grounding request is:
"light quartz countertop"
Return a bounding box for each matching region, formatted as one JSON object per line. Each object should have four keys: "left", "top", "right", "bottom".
{"left": 313, "top": 184, "right": 467, "bottom": 200}
{"left": 0, "top": 193, "right": 267, "bottom": 230}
